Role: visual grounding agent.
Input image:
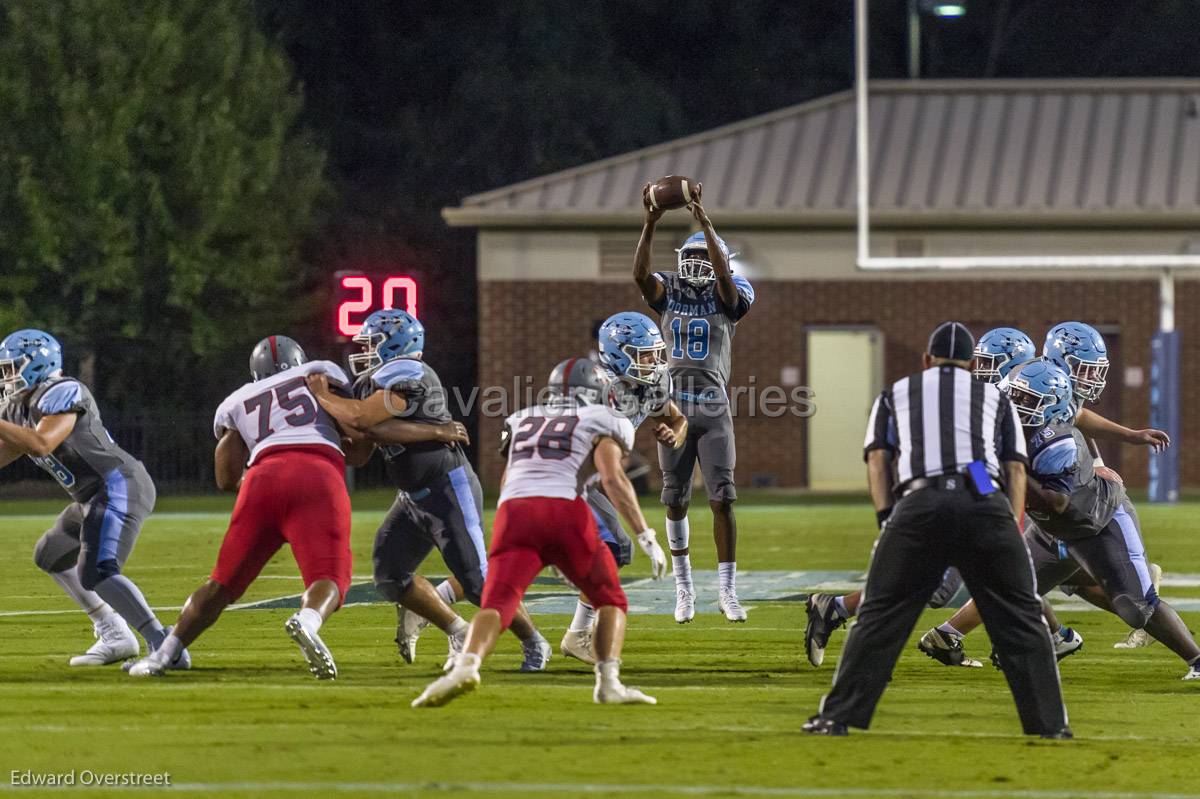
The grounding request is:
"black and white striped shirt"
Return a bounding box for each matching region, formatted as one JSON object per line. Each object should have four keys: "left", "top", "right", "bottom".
{"left": 863, "top": 365, "right": 1027, "bottom": 485}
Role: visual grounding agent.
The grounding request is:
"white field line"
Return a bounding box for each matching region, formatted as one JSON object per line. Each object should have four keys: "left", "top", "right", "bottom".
{"left": 2, "top": 779, "right": 1199, "bottom": 798}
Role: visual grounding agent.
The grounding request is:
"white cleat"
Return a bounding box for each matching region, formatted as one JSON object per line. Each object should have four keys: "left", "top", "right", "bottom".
{"left": 442, "top": 630, "right": 466, "bottom": 672}
{"left": 126, "top": 655, "right": 168, "bottom": 677}
{"left": 718, "top": 588, "right": 748, "bottom": 623}
{"left": 413, "top": 657, "right": 481, "bottom": 707}
{"left": 395, "top": 604, "right": 429, "bottom": 664}
{"left": 593, "top": 661, "right": 656, "bottom": 705}
{"left": 1183, "top": 664, "right": 1200, "bottom": 681}
{"left": 560, "top": 629, "right": 597, "bottom": 665}
{"left": 285, "top": 614, "right": 337, "bottom": 680}
{"left": 674, "top": 583, "right": 696, "bottom": 624}
{"left": 69, "top": 616, "right": 139, "bottom": 666}
{"left": 520, "top": 638, "right": 552, "bottom": 672}
{"left": 1053, "top": 627, "right": 1084, "bottom": 662}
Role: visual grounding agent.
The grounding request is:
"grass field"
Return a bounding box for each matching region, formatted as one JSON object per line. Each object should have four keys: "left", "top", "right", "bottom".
{"left": 1, "top": 492, "right": 1198, "bottom": 798}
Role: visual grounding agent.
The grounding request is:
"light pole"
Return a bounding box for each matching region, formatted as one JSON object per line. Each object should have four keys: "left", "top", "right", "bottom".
{"left": 907, "top": 0, "right": 967, "bottom": 79}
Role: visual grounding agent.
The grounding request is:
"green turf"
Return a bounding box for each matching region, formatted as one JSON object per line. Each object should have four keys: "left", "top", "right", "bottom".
{"left": 1, "top": 499, "right": 1198, "bottom": 798}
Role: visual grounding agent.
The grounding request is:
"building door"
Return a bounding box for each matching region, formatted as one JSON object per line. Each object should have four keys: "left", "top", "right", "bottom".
{"left": 807, "top": 328, "right": 883, "bottom": 491}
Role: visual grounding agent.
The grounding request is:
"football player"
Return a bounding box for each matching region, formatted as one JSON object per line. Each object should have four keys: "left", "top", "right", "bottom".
{"left": 634, "top": 191, "right": 755, "bottom": 623}
{"left": 412, "top": 358, "right": 656, "bottom": 707}
{"left": 129, "top": 336, "right": 369, "bottom": 678}
{"left": 998, "top": 359, "right": 1198, "bottom": 680}
{"left": 916, "top": 323, "right": 1172, "bottom": 662}
{"left": 0, "top": 329, "right": 182, "bottom": 668}
{"left": 306, "top": 309, "right": 552, "bottom": 671}
{"left": 559, "top": 312, "right": 684, "bottom": 663}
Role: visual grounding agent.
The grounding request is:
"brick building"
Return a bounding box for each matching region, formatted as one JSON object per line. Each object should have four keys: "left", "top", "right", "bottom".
{"left": 445, "top": 79, "right": 1200, "bottom": 491}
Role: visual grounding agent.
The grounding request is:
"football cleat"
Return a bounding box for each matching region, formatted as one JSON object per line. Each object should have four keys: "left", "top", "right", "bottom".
{"left": 1183, "top": 663, "right": 1200, "bottom": 681}
{"left": 804, "top": 594, "right": 847, "bottom": 668}
{"left": 1053, "top": 627, "right": 1084, "bottom": 662}
{"left": 412, "top": 657, "right": 481, "bottom": 708}
{"left": 285, "top": 614, "right": 337, "bottom": 680}
{"left": 126, "top": 656, "right": 168, "bottom": 678}
{"left": 674, "top": 583, "right": 696, "bottom": 624}
{"left": 395, "top": 604, "right": 429, "bottom": 664}
{"left": 69, "top": 616, "right": 139, "bottom": 667}
{"left": 718, "top": 588, "right": 747, "bottom": 623}
{"left": 593, "top": 661, "right": 656, "bottom": 705}
{"left": 519, "top": 638, "right": 552, "bottom": 672}
{"left": 443, "top": 629, "right": 466, "bottom": 672}
{"left": 801, "top": 716, "right": 848, "bottom": 736}
{"left": 1040, "top": 727, "right": 1074, "bottom": 740}
{"left": 918, "top": 627, "right": 982, "bottom": 668}
{"left": 560, "top": 629, "right": 597, "bottom": 665}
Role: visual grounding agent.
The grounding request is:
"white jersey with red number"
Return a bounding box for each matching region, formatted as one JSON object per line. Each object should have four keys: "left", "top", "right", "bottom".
{"left": 499, "top": 402, "right": 636, "bottom": 504}
{"left": 214, "top": 360, "right": 349, "bottom": 464}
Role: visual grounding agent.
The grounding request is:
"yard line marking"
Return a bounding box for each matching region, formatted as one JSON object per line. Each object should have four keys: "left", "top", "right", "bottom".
{"left": 3, "top": 779, "right": 1198, "bottom": 798}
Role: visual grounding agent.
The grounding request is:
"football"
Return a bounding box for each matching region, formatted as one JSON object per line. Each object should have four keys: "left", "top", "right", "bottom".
{"left": 644, "top": 174, "right": 701, "bottom": 211}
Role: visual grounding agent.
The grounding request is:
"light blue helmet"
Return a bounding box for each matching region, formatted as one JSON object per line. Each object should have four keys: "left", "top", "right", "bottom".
{"left": 676, "top": 231, "right": 733, "bottom": 287}
{"left": 0, "top": 329, "right": 62, "bottom": 398}
{"left": 597, "top": 312, "right": 666, "bottom": 385}
{"left": 349, "top": 309, "right": 424, "bottom": 376}
{"left": 1001, "top": 357, "right": 1075, "bottom": 429}
{"left": 973, "top": 327, "right": 1036, "bottom": 383}
{"left": 1043, "top": 321, "right": 1108, "bottom": 403}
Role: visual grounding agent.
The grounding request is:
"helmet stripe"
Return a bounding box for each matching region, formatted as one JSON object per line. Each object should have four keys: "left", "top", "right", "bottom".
{"left": 562, "top": 356, "right": 578, "bottom": 394}
{"left": 268, "top": 335, "right": 278, "bottom": 363}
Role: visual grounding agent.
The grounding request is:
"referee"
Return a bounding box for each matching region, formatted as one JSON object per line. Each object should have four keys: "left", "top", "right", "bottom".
{"left": 803, "top": 322, "right": 1070, "bottom": 738}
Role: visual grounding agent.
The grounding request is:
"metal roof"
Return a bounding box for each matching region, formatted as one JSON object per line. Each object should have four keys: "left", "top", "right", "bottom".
{"left": 444, "top": 79, "right": 1200, "bottom": 229}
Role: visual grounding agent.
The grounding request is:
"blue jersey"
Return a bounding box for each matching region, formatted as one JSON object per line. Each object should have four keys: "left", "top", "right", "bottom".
{"left": 1026, "top": 420, "right": 1124, "bottom": 540}
{"left": 353, "top": 358, "right": 466, "bottom": 491}
{"left": 649, "top": 272, "right": 754, "bottom": 394}
{"left": 0, "top": 377, "right": 145, "bottom": 503}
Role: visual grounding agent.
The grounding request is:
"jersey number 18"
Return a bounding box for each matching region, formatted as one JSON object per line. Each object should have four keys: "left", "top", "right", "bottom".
{"left": 670, "top": 317, "right": 710, "bottom": 361}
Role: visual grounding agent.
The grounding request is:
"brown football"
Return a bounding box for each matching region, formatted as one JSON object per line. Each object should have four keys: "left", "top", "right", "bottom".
{"left": 644, "top": 175, "right": 701, "bottom": 211}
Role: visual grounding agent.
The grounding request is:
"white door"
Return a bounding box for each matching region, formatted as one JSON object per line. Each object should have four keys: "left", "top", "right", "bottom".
{"left": 807, "top": 329, "right": 883, "bottom": 491}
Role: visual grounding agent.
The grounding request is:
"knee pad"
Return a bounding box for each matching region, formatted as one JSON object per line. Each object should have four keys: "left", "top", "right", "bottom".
{"left": 33, "top": 531, "right": 80, "bottom": 574}
{"left": 660, "top": 485, "right": 690, "bottom": 508}
{"left": 374, "top": 574, "right": 414, "bottom": 604}
{"left": 1111, "top": 594, "right": 1154, "bottom": 630}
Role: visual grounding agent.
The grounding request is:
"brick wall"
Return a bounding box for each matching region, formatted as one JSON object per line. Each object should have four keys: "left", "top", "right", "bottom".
{"left": 477, "top": 278, "right": 1189, "bottom": 491}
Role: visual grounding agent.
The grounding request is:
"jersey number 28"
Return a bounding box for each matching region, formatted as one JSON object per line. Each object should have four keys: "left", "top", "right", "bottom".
{"left": 511, "top": 416, "right": 579, "bottom": 461}
{"left": 670, "top": 317, "right": 710, "bottom": 360}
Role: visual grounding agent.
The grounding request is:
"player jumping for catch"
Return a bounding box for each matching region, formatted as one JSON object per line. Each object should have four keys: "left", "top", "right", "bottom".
{"left": 129, "top": 336, "right": 367, "bottom": 678}
{"left": 634, "top": 188, "right": 755, "bottom": 623}
{"left": 0, "top": 329, "right": 183, "bottom": 669}
{"left": 412, "top": 358, "right": 657, "bottom": 707}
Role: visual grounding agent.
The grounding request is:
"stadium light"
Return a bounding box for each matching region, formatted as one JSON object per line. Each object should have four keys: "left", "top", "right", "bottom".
{"left": 908, "top": 0, "right": 967, "bottom": 78}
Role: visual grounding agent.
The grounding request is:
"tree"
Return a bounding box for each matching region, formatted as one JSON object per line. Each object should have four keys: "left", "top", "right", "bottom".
{"left": 0, "top": 0, "right": 327, "bottom": 409}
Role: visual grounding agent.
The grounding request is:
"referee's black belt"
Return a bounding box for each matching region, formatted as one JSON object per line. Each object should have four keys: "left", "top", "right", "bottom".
{"left": 898, "top": 474, "right": 971, "bottom": 498}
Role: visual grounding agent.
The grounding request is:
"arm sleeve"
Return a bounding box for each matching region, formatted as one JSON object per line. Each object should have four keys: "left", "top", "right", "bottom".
{"left": 996, "top": 395, "right": 1029, "bottom": 465}
{"left": 862, "top": 390, "right": 898, "bottom": 461}
{"left": 723, "top": 275, "right": 755, "bottom": 322}
{"left": 213, "top": 399, "right": 234, "bottom": 440}
{"left": 647, "top": 272, "right": 669, "bottom": 314}
{"left": 36, "top": 381, "right": 86, "bottom": 415}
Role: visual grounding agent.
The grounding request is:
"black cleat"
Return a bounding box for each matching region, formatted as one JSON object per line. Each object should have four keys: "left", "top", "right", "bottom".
{"left": 917, "top": 627, "right": 982, "bottom": 668}
{"left": 804, "top": 594, "right": 847, "bottom": 668}
{"left": 802, "top": 716, "right": 849, "bottom": 736}
{"left": 1041, "top": 727, "right": 1074, "bottom": 740}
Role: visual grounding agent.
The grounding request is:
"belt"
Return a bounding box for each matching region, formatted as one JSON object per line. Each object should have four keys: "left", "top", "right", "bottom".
{"left": 898, "top": 474, "right": 970, "bottom": 498}
{"left": 673, "top": 389, "right": 725, "bottom": 403}
{"left": 401, "top": 488, "right": 432, "bottom": 502}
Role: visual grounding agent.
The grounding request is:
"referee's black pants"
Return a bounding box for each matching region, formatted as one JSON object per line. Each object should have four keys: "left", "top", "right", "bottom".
{"left": 818, "top": 486, "right": 1068, "bottom": 735}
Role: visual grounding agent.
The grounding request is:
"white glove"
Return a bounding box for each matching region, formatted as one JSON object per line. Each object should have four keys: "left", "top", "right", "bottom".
{"left": 636, "top": 529, "right": 668, "bottom": 579}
